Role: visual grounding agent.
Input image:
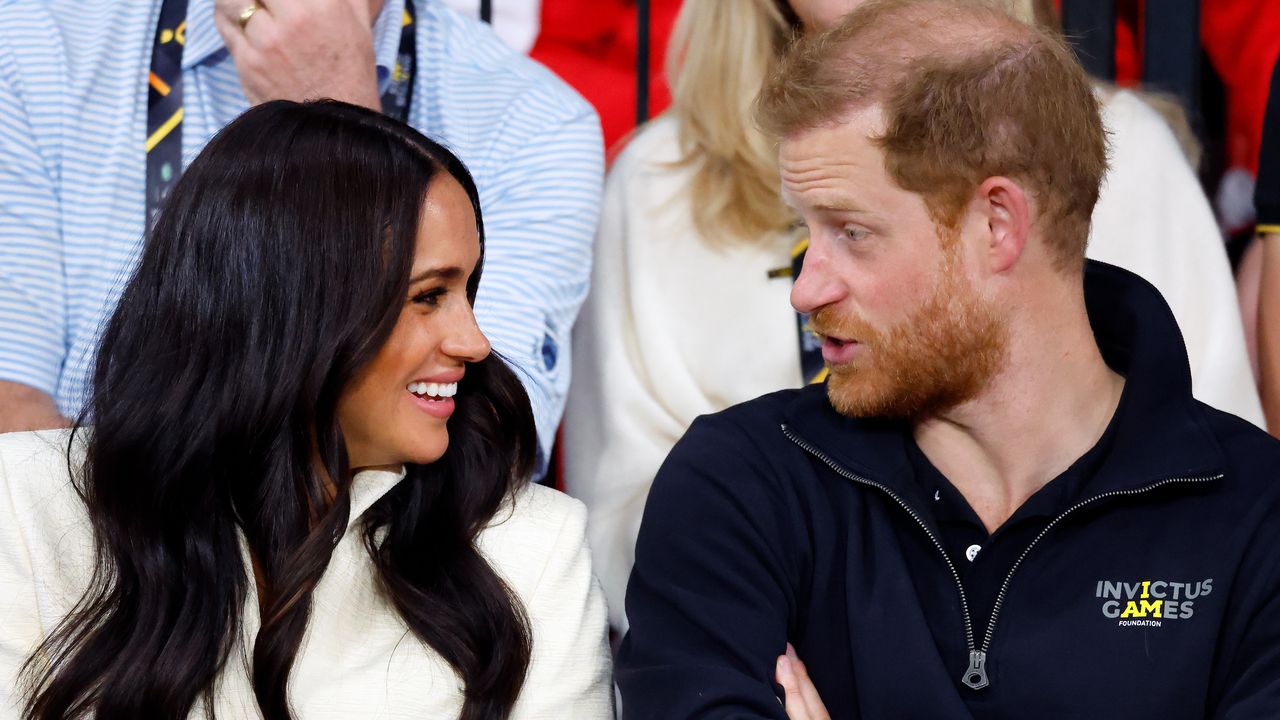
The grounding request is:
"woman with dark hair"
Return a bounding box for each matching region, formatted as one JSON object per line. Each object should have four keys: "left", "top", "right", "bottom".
{"left": 0, "top": 99, "right": 611, "bottom": 719}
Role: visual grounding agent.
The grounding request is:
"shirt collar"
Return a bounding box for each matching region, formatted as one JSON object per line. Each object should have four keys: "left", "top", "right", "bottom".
{"left": 371, "top": 0, "right": 409, "bottom": 93}
{"left": 181, "top": 0, "right": 224, "bottom": 69}
{"left": 905, "top": 378, "right": 1129, "bottom": 531}
{"left": 181, "top": 0, "right": 408, "bottom": 85}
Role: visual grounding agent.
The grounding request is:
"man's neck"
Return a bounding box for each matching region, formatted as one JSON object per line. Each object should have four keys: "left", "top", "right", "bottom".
{"left": 912, "top": 283, "right": 1125, "bottom": 535}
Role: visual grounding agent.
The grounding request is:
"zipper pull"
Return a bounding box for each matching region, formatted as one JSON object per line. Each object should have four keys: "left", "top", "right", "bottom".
{"left": 962, "top": 650, "right": 989, "bottom": 690}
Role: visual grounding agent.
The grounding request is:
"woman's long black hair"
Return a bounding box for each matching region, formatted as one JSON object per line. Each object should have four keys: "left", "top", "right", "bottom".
{"left": 22, "top": 100, "right": 536, "bottom": 720}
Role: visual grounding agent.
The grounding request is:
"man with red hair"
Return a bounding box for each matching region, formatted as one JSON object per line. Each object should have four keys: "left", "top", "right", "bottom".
{"left": 617, "top": 1, "right": 1280, "bottom": 717}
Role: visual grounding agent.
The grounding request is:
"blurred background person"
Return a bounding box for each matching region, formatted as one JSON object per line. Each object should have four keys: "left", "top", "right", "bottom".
{"left": 529, "top": 0, "right": 679, "bottom": 152}
{"left": 443, "top": 0, "right": 542, "bottom": 52}
{"left": 565, "top": 0, "right": 1262, "bottom": 635}
{"left": 563, "top": 0, "right": 799, "bottom": 635}
{"left": 0, "top": 0, "right": 602, "bottom": 483}
{"left": 0, "top": 100, "right": 611, "bottom": 719}
{"left": 1253, "top": 59, "right": 1280, "bottom": 430}
{"left": 441, "top": 0, "right": 682, "bottom": 153}
{"left": 1201, "top": 0, "right": 1280, "bottom": 238}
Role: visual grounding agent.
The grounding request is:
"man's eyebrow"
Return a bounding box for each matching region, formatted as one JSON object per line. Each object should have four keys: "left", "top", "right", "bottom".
{"left": 813, "top": 198, "right": 871, "bottom": 214}
{"left": 780, "top": 186, "right": 870, "bottom": 216}
{"left": 408, "top": 266, "right": 465, "bottom": 284}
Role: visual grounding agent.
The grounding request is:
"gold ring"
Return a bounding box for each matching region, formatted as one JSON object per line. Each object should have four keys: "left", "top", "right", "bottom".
{"left": 237, "top": 4, "right": 259, "bottom": 31}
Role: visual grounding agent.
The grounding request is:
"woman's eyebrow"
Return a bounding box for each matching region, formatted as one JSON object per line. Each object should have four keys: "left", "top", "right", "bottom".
{"left": 408, "top": 266, "right": 465, "bottom": 284}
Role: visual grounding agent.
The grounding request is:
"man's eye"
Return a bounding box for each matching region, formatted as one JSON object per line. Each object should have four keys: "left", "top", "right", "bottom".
{"left": 844, "top": 227, "right": 869, "bottom": 242}
{"left": 412, "top": 288, "right": 446, "bottom": 307}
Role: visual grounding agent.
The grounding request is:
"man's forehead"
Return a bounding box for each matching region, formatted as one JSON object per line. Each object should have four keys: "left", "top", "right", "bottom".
{"left": 778, "top": 105, "right": 888, "bottom": 205}
{"left": 779, "top": 181, "right": 870, "bottom": 216}
{"left": 779, "top": 105, "right": 885, "bottom": 166}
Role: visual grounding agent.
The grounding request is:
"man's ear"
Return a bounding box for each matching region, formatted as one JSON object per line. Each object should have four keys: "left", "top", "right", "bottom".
{"left": 974, "top": 176, "right": 1031, "bottom": 274}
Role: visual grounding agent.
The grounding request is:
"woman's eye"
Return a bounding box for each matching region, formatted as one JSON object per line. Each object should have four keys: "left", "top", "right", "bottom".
{"left": 412, "top": 288, "right": 447, "bottom": 307}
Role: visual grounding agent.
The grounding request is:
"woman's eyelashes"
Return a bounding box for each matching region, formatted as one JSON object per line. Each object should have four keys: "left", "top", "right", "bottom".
{"left": 411, "top": 287, "right": 447, "bottom": 308}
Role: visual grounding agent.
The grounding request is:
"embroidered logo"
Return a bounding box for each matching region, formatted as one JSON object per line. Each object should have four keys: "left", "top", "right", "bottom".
{"left": 1095, "top": 579, "right": 1213, "bottom": 627}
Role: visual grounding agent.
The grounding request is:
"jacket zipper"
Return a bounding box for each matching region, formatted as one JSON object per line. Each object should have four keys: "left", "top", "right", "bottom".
{"left": 780, "top": 422, "right": 1220, "bottom": 691}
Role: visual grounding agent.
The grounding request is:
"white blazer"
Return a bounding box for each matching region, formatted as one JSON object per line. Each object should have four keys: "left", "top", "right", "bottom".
{"left": 0, "top": 429, "right": 613, "bottom": 719}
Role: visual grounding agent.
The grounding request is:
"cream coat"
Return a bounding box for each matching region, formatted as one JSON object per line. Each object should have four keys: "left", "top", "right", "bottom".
{"left": 0, "top": 429, "right": 613, "bottom": 719}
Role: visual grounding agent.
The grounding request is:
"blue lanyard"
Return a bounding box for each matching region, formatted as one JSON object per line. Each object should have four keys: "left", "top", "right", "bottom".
{"left": 768, "top": 238, "right": 827, "bottom": 385}
{"left": 145, "top": 0, "right": 188, "bottom": 228}
{"left": 145, "top": 0, "right": 418, "bottom": 227}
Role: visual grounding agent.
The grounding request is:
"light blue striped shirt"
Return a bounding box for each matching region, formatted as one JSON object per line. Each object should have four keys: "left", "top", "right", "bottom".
{"left": 0, "top": 0, "right": 603, "bottom": 474}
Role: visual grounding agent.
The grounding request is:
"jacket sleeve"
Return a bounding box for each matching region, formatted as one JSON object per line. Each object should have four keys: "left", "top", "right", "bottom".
{"left": 0, "top": 31, "right": 68, "bottom": 399}
{"left": 616, "top": 415, "right": 807, "bottom": 720}
{"left": 514, "top": 497, "right": 614, "bottom": 719}
{"left": 1210, "top": 594, "right": 1280, "bottom": 719}
{"left": 1207, "top": 490, "right": 1280, "bottom": 718}
{"left": 0, "top": 440, "right": 49, "bottom": 718}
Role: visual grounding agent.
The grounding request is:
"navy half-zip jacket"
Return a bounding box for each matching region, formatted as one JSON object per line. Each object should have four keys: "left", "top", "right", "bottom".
{"left": 616, "top": 262, "right": 1280, "bottom": 719}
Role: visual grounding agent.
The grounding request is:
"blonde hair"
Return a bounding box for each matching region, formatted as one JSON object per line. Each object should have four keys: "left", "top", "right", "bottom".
{"left": 666, "top": 0, "right": 796, "bottom": 244}
{"left": 1002, "top": 0, "right": 1058, "bottom": 28}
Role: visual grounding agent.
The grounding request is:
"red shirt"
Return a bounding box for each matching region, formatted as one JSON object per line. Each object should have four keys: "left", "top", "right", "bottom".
{"left": 530, "top": 0, "right": 679, "bottom": 154}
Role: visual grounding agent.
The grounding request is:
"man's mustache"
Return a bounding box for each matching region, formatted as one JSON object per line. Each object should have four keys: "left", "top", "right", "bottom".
{"left": 810, "top": 306, "right": 880, "bottom": 344}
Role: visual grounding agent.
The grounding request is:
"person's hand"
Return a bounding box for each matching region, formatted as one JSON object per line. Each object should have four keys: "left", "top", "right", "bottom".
{"left": 776, "top": 643, "right": 830, "bottom": 720}
{"left": 0, "top": 380, "right": 69, "bottom": 434}
{"left": 213, "top": 0, "right": 383, "bottom": 111}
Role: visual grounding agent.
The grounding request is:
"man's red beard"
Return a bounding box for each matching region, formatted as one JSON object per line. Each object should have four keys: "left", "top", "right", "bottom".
{"left": 811, "top": 256, "right": 1008, "bottom": 420}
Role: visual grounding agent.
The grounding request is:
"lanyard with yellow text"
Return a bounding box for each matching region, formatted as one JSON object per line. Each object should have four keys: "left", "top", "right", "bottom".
{"left": 145, "top": 0, "right": 188, "bottom": 229}
{"left": 381, "top": 0, "right": 418, "bottom": 125}
{"left": 768, "top": 238, "right": 828, "bottom": 385}
{"left": 145, "top": 0, "right": 418, "bottom": 228}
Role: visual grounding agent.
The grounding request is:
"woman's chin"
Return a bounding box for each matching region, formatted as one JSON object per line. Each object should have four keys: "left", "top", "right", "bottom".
{"left": 403, "top": 437, "right": 449, "bottom": 467}
{"left": 350, "top": 433, "right": 448, "bottom": 471}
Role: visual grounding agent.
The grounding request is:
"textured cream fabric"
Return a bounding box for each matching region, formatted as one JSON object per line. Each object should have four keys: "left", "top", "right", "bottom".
{"left": 0, "top": 429, "right": 613, "bottom": 719}
{"left": 563, "top": 115, "right": 802, "bottom": 635}
{"left": 1088, "top": 89, "right": 1262, "bottom": 428}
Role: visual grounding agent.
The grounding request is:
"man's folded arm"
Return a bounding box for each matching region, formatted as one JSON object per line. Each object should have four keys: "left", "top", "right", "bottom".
{"left": 616, "top": 414, "right": 808, "bottom": 719}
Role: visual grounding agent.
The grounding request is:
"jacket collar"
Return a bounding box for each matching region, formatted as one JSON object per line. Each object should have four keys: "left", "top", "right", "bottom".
{"left": 348, "top": 464, "right": 407, "bottom": 528}
{"left": 782, "top": 260, "right": 1226, "bottom": 502}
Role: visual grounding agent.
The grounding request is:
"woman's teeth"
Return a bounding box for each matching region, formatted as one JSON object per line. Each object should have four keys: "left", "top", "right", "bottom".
{"left": 407, "top": 382, "right": 458, "bottom": 399}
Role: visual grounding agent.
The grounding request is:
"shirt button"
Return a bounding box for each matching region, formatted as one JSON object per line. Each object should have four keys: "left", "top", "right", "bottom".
{"left": 541, "top": 332, "right": 558, "bottom": 371}
{"left": 965, "top": 544, "right": 982, "bottom": 562}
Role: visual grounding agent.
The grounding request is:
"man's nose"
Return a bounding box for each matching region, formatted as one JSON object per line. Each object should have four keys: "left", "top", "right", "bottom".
{"left": 790, "top": 243, "right": 846, "bottom": 314}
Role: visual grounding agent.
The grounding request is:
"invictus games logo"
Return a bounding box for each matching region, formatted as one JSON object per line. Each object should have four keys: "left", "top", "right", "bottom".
{"left": 1095, "top": 579, "right": 1214, "bottom": 627}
